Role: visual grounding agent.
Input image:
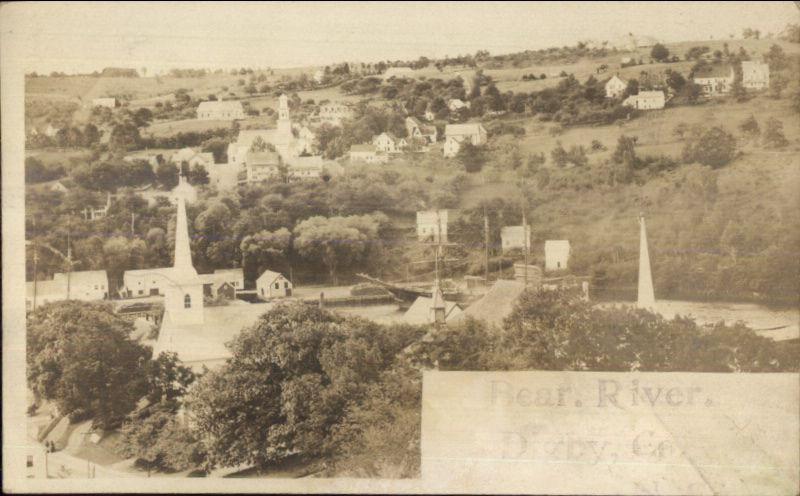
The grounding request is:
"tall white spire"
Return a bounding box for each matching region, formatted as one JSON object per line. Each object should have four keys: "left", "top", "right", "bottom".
{"left": 637, "top": 213, "right": 655, "bottom": 309}
{"left": 173, "top": 196, "right": 197, "bottom": 277}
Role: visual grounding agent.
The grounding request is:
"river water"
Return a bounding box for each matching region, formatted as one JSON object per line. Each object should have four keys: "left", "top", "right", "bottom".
{"left": 603, "top": 300, "right": 799, "bottom": 341}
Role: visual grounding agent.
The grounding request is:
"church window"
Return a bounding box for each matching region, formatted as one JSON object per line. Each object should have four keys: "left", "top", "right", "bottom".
{"left": 184, "top": 294, "right": 191, "bottom": 308}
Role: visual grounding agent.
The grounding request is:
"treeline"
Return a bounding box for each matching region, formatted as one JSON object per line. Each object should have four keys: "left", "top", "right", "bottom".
{"left": 33, "top": 289, "right": 796, "bottom": 476}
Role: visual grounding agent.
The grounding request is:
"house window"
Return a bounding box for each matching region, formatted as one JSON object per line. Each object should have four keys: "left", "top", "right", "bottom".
{"left": 261, "top": 288, "right": 264, "bottom": 295}
{"left": 27, "top": 455, "right": 33, "bottom": 468}
{"left": 94, "top": 285, "right": 99, "bottom": 290}
{"left": 284, "top": 282, "right": 289, "bottom": 289}
{"left": 274, "top": 282, "right": 280, "bottom": 290}
{"left": 557, "top": 262, "right": 561, "bottom": 269}
{"left": 184, "top": 294, "right": 191, "bottom": 308}
{"left": 138, "top": 290, "right": 144, "bottom": 295}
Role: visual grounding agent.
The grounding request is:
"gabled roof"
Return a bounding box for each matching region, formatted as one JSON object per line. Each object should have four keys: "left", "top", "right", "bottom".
{"left": 693, "top": 64, "right": 734, "bottom": 79}
{"left": 197, "top": 100, "right": 244, "bottom": 112}
{"left": 53, "top": 270, "right": 108, "bottom": 287}
{"left": 452, "top": 279, "right": 526, "bottom": 327}
{"left": 257, "top": 270, "right": 286, "bottom": 285}
{"left": 350, "top": 144, "right": 377, "bottom": 153}
{"left": 245, "top": 151, "right": 281, "bottom": 166}
{"left": 445, "top": 123, "right": 485, "bottom": 136}
{"left": 403, "top": 296, "right": 462, "bottom": 325}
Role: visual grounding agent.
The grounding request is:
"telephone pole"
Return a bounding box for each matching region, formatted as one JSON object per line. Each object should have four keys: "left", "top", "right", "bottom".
{"left": 483, "top": 207, "right": 489, "bottom": 284}
{"left": 522, "top": 207, "right": 528, "bottom": 287}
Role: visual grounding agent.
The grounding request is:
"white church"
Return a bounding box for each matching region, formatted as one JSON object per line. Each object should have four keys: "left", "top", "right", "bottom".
{"left": 153, "top": 196, "right": 275, "bottom": 370}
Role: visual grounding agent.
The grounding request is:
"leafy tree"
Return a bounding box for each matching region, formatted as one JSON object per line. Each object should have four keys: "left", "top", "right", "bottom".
{"left": 27, "top": 301, "right": 151, "bottom": 428}
{"left": 293, "top": 214, "right": 385, "bottom": 284}
{"left": 762, "top": 118, "right": 788, "bottom": 148}
{"left": 119, "top": 408, "right": 207, "bottom": 473}
{"left": 769, "top": 73, "right": 788, "bottom": 99}
{"left": 739, "top": 115, "right": 760, "bottom": 136}
{"left": 144, "top": 352, "right": 196, "bottom": 405}
{"left": 650, "top": 43, "right": 670, "bottom": 62}
{"left": 764, "top": 44, "right": 788, "bottom": 71}
{"left": 685, "top": 46, "right": 710, "bottom": 60}
{"left": 623, "top": 79, "right": 639, "bottom": 98}
{"left": 240, "top": 228, "right": 292, "bottom": 282}
{"left": 185, "top": 303, "right": 422, "bottom": 470}
{"left": 186, "top": 164, "right": 209, "bottom": 185}
{"left": 155, "top": 161, "right": 179, "bottom": 190}
{"left": 682, "top": 126, "right": 737, "bottom": 168}
{"left": 109, "top": 121, "right": 141, "bottom": 151}
{"left": 456, "top": 142, "right": 487, "bottom": 173}
{"left": 666, "top": 70, "right": 686, "bottom": 92}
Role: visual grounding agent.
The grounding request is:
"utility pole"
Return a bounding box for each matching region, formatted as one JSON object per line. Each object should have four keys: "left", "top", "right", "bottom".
{"left": 131, "top": 212, "right": 136, "bottom": 238}
{"left": 522, "top": 207, "right": 529, "bottom": 287}
{"left": 66, "top": 221, "right": 72, "bottom": 300}
{"left": 32, "top": 217, "right": 38, "bottom": 311}
{"left": 483, "top": 207, "right": 489, "bottom": 284}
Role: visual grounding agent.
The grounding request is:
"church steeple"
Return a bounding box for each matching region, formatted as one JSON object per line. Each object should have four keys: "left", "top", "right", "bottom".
{"left": 173, "top": 196, "right": 197, "bottom": 276}
{"left": 637, "top": 213, "right": 655, "bottom": 309}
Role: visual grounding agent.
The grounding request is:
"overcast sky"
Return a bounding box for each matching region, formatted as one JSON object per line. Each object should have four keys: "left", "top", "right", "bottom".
{"left": 2, "top": 1, "right": 798, "bottom": 74}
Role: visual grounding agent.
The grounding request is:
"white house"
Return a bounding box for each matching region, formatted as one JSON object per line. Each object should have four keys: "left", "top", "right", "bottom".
{"left": 605, "top": 75, "right": 627, "bottom": 99}
{"left": 313, "top": 69, "right": 325, "bottom": 84}
{"left": 244, "top": 150, "right": 282, "bottom": 183}
{"left": 372, "top": 132, "right": 406, "bottom": 153}
{"left": 424, "top": 108, "right": 436, "bottom": 121}
{"left": 122, "top": 267, "right": 176, "bottom": 297}
{"left": 196, "top": 100, "right": 245, "bottom": 120}
{"left": 319, "top": 102, "right": 353, "bottom": 125}
{"left": 199, "top": 268, "right": 244, "bottom": 297}
{"left": 82, "top": 192, "right": 112, "bottom": 221}
{"left": 25, "top": 270, "right": 109, "bottom": 311}
{"left": 256, "top": 270, "right": 292, "bottom": 299}
{"left": 501, "top": 225, "right": 531, "bottom": 253}
{"left": 92, "top": 97, "right": 118, "bottom": 108}
{"left": 170, "top": 148, "right": 214, "bottom": 167}
{"left": 382, "top": 67, "right": 415, "bottom": 80}
{"left": 741, "top": 61, "right": 769, "bottom": 90}
{"left": 405, "top": 116, "right": 438, "bottom": 143}
{"left": 417, "top": 210, "right": 448, "bottom": 243}
{"left": 349, "top": 144, "right": 388, "bottom": 164}
{"left": 623, "top": 90, "right": 665, "bottom": 110}
{"left": 443, "top": 123, "right": 487, "bottom": 158}
{"left": 170, "top": 174, "right": 198, "bottom": 204}
{"left": 544, "top": 240, "right": 571, "bottom": 272}
{"left": 448, "top": 99, "right": 469, "bottom": 112}
{"left": 285, "top": 155, "right": 344, "bottom": 181}
{"left": 693, "top": 64, "right": 735, "bottom": 96}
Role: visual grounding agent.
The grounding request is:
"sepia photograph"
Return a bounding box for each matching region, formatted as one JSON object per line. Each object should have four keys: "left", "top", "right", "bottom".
{"left": 2, "top": 1, "right": 799, "bottom": 493}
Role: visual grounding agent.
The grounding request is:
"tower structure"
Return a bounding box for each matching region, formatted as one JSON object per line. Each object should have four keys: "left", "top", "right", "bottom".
{"left": 637, "top": 213, "right": 656, "bottom": 309}
{"left": 163, "top": 197, "right": 204, "bottom": 325}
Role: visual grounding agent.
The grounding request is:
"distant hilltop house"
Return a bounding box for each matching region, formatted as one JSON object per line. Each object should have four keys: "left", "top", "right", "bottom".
{"left": 741, "top": 61, "right": 769, "bottom": 90}
{"left": 544, "top": 240, "right": 571, "bottom": 272}
{"left": 26, "top": 270, "right": 110, "bottom": 311}
{"left": 382, "top": 66, "right": 415, "bottom": 80}
{"left": 196, "top": 100, "right": 245, "bottom": 120}
{"left": 501, "top": 225, "right": 531, "bottom": 253}
{"left": 417, "top": 209, "right": 448, "bottom": 243}
{"left": 256, "top": 270, "right": 292, "bottom": 299}
{"left": 693, "top": 64, "right": 735, "bottom": 96}
{"left": 623, "top": 90, "right": 665, "bottom": 110}
{"left": 443, "top": 123, "right": 487, "bottom": 158}
{"left": 318, "top": 102, "right": 353, "bottom": 125}
{"left": 605, "top": 75, "right": 627, "bottom": 99}
{"left": 615, "top": 34, "right": 659, "bottom": 51}
{"left": 92, "top": 97, "right": 118, "bottom": 108}
{"left": 448, "top": 98, "right": 470, "bottom": 112}
{"left": 83, "top": 192, "right": 112, "bottom": 221}
{"left": 244, "top": 150, "right": 282, "bottom": 183}
{"left": 349, "top": 144, "right": 388, "bottom": 164}
{"left": 373, "top": 132, "right": 407, "bottom": 153}
{"left": 405, "top": 116, "right": 438, "bottom": 144}
{"left": 170, "top": 147, "right": 215, "bottom": 168}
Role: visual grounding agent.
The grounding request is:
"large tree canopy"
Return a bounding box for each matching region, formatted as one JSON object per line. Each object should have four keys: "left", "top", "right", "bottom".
{"left": 185, "top": 303, "right": 423, "bottom": 470}
{"left": 27, "top": 301, "right": 152, "bottom": 428}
